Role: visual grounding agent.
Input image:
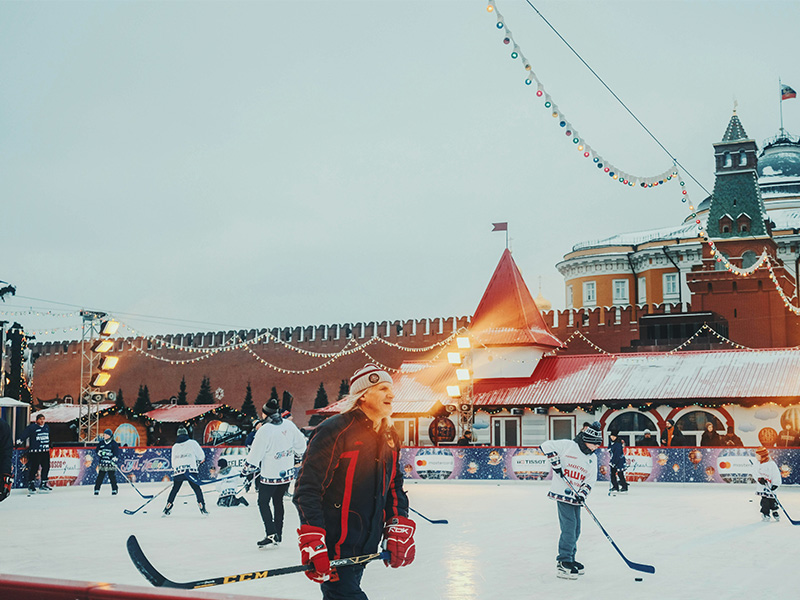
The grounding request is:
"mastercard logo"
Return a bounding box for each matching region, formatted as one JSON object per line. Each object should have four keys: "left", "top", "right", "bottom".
{"left": 719, "top": 462, "right": 731, "bottom": 469}
{"left": 416, "top": 459, "right": 427, "bottom": 466}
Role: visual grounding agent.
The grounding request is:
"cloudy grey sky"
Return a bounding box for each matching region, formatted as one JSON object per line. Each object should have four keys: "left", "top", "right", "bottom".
{"left": 2, "top": 0, "right": 798, "bottom": 342}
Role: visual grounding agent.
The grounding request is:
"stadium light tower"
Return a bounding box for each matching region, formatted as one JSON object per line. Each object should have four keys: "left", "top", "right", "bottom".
{"left": 447, "top": 335, "right": 474, "bottom": 439}
{"left": 78, "top": 310, "right": 119, "bottom": 442}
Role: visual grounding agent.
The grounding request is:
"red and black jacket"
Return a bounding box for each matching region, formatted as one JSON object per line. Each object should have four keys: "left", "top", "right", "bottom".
{"left": 293, "top": 408, "right": 408, "bottom": 560}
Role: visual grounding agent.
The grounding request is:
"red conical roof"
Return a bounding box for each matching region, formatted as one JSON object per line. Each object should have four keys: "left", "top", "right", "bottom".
{"left": 470, "top": 249, "right": 561, "bottom": 348}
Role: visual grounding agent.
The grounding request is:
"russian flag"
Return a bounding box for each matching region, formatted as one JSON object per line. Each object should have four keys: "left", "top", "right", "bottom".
{"left": 781, "top": 84, "right": 796, "bottom": 101}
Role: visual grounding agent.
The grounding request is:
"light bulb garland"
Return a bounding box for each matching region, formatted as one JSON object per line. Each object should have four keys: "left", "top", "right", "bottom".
{"left": 487, "top": 1, "right": 677, "bottom": 188}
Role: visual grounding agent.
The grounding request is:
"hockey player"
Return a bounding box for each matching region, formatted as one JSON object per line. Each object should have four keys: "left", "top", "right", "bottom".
{"left": 163, "top": 427, "right": 208, "bottom": 516}
{"left": 244, "top": 398, "right": 307, "bottom": 548}
{"left": 17, "top": 414, "right": 51, "bottom": 492}
{"left": 753, "top": 446, "right": 782, "bottom": 522}
{"left": 608, "top": 430, "right": 628, "bottom": 493}
{"left": 293, "top": 363, "right": 415, "bottom": 599}
{"left": 93, "top": 429, "right": 120, "bottom": 495}
{"left": 0, "top": 418, "right": 12, "bottom": 503}
{"left": 215, "top": 458, "right": 248, "bottom": 507}
{"left": 541, "top": 421, "right": 602, "bottom": 580}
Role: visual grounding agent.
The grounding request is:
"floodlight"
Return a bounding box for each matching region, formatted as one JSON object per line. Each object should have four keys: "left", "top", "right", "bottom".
{"left": 99, "top": 356, "right": 119, "bottom": 370}
{"left": 456, "top": 336, "right": 471, "bottom": 349}
{"left": 447, "top": 352, "right": 462, "bottom": 365}
{"left": 92, "top": 339, "right": 114, "bottom": 353}
{"left": 90, "top": 372, "right": 111, "bottom": 387}
{"left": 100, "top": 320, "right": 119, "bottom": 336}
{"left": 456, "top": 368, "right": 471, "bottom": 381}
{"left": 446, "top": 385, "right": 462, "bottom": 398}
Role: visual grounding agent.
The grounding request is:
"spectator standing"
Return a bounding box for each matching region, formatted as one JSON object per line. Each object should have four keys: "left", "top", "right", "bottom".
{"left": 244, "top": 398, "right": 307, "bottom": 548}
{"left": 723, "top": 425, "right": 744, "bottom": 447}
{"left": 163, "top": 427, "right": 207, "bottom": 516}
{"left": 93, "top": 429, "right": 120, "bottom": 495}
{"left": 0, "top": 419, "right": 13, "bottom": 503}
{"left": 17, "top": 414, "right": 51, "bottom": 493}
{"left": 660, "top": 419, "right": 687, "bottom": 447}
{"left": 608, "top": 430, "right": 628, "bottom": 493}
{"left": 638, "top": 429, "right": 659, "bottom": 447}
{"left": 293, "top": 363, "right": 415, "bottom": 599}
{"left": 455, "top": 430, "right": 473, "bottom": 446}
{"left": 700, "top": 422, "right": 722, "bottom": 447}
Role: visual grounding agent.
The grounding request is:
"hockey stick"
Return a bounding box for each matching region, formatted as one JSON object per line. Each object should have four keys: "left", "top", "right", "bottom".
{"left": 562, "top": 477, "right": 655, "bottom": 574}
{"left": 774, "top": 496, "right": 800, "bottom": 525}
{"left": 126, "top": 535, "right": 389, "bottom": 589}
{"left": 409, "top": 506, "right": 449, "bottom": 525}
{"left": 123, "top": 482, "right": 172, "bottom": 515}
{"left": 115, "top": 465, "right": 154, "bottom": 499}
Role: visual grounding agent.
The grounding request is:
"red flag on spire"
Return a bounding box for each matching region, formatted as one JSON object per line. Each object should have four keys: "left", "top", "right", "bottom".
{"left": 492, "top": 222, "right": 508, "bottom": 232}
{"left": 781, "top": 84, "right": 796, "bottom": 101}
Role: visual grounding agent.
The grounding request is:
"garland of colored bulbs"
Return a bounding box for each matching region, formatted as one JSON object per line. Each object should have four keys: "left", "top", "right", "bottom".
{"left": 487, "top": 1, "right": 800, "bottom": 317}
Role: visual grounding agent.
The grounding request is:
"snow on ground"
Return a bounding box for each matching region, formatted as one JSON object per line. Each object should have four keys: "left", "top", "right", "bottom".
{"left": 2, "top": 480, "right": 799, "bottom": 600}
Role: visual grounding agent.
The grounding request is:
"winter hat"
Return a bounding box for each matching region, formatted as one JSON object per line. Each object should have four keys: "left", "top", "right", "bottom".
{"left": 104, "top": 429, "right": 113, "bottom": 436}
{"left": 582, "top": 422, "right": 603, "bottom": 445}
{"left": 644, "top": 429, "right": 652, "bottom": 435}
{"left": 177, "top": 427, "right": 188, "bottom": 437}
{"left": 756, "top": 446, "right": 770, "bottom": 463}
{"left": 262, "top": 398, "right": 280, "bottom": 416}
{"left": 349, "top": 363, "right": 392, "bottom": 398}
{"left": 217, "top": 458, "right": 228, "bottom": 468}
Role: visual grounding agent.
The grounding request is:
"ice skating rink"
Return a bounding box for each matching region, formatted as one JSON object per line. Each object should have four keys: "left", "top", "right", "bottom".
{"left": 1, "top": 480, "right": 798, "bottom": 600}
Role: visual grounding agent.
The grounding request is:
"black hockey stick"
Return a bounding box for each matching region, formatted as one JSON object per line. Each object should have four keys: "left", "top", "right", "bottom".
{"left": 115, "top": 465, "right": 154, "bottom": 499}
{"left": 123, "top": 482, "right": 172, "bottom": 515}
{"left": 562, "top": 477, "right": 655, "bottom": 574}
{"left": 126, "top": 535, "right": 389, "bottom": 589}
{"left": 774, "top": 496, "right": 800, "bottom": 525}
{"left": 409, "top": 506, "right": 448, "bottom": 525}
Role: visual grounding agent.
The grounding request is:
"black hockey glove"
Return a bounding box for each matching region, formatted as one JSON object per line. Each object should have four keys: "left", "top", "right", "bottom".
{"left": 757, "top": 477, "right": 768, "bottom": 486}
{"left": 771, "top": 485, "right": 778, "bottom": 491}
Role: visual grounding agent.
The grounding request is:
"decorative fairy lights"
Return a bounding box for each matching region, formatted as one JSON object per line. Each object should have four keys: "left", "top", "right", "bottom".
{"left": 546, "top": 329, "right": 611, "bottom": 355}
{"left": 486, "top": 1, "right": 677, "bottom": 188}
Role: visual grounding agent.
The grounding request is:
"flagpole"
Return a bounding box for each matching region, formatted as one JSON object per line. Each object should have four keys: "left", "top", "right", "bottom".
{"left": 780, "top": 77, "right": 785, "bottom": 135}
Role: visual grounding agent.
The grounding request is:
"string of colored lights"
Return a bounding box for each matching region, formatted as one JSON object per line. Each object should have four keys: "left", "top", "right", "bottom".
{"left": 486, "top": 1, "right": 678, "bottom": 188}
{"left": 241, "top": 338, "right": 366, "bottom": 375}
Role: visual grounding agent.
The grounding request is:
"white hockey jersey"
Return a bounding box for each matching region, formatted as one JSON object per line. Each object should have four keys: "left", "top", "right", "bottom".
{"left": 171, "top": 439, "right": 205, "bottom": 474}
{"left": 216, "top": 466, "right": 242, "bottom": 497}
{"left": 753, "top": 459, "right": 782, "bottom": 497}
{"left": 245, "top": 418, "right": 307, "bottom": 485}
{"left": 540, "top": 439, "right": 598, "bottom": 505}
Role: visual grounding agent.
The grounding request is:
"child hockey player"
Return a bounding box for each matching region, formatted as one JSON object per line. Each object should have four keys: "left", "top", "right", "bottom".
{"left": 94, "top": 429, "right": 120, "bottom": 495}
{"left": 541, "top": 421, "right": 602, "bottom": 580}
{"left": 164, "top": 427, "right": 208, "bottom": 516}
{"left": 215, "top": 458, "right": 248, "bottom": 507}
{"left": 753, "top": 446, "right": 782, "bottom": 522}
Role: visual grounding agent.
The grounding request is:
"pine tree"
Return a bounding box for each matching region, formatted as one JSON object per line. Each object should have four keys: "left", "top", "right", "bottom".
{"left": 338, "top": 379, "right": 349, "bottom": 400}
{"left": 270, "top": 386, "right": 279, "bottom": 401}
{"left": 308, "top": 382, "right": 329, "bottom": 427}
{"left": 241, "top": 382, "right": 257, "bottom": 420}
{"left": 195, "top": 375, "right": 214, "bottom": 405}
{"left": 282, "top": 390, "right": 293, "bottom": 413}
{"left": 115, "top": 388, "right": 125, "bottom": 409}
{"left": 177, "top": 376, "right": 188, "bottom": 405}
{"left": 133, "top": 384, "right": 153, "bottom": 414}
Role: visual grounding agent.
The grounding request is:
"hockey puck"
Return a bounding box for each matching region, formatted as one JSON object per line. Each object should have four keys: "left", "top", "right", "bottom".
{"left": 635, "top": 578, "right": 643, "bottom": 582}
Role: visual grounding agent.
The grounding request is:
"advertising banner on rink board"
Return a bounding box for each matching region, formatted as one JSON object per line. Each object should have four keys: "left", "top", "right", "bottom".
{"left": 10, "top": 446, "right": 800, "bottom": 487}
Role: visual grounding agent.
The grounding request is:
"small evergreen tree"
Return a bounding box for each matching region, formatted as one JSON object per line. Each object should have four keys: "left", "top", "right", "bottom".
{"left": 195, "top": 375, "right": 214, "bottom": 405}
{"left": 270, "top": 386, "right": 279, "bottom": 401}
{"left": 241, "top": 382, "right": 257, "bottom": 420}
{"left": 282, "top": 390, "right": 293, "bottom": 413}
{"left": 338, "top": 379, "right": 349, "bottom": 400}
{"left": 115, "top": 388, "right": 126, "bottom": 409}
{"left": 177, "top": 376, "right": 188, "bottom": 405}
{"left": 133, "top": 384, "right": 153, "bottom": 414}
{"left": 308, "top": 382, "right": 329, "bottom": 427}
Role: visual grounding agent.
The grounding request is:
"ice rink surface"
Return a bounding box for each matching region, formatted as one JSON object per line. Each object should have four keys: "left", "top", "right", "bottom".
{"left": 2, "top": 480, "right": 799, "bottom": 600}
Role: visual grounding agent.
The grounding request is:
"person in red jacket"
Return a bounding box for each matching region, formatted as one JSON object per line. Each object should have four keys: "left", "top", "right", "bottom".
{"left": 293, "top": 363, "right": 415, "bottom": 599}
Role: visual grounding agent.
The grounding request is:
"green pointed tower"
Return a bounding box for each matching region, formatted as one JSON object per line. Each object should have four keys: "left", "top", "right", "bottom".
{"left": 707, "top": 111, "right": 769, "bottom": 239}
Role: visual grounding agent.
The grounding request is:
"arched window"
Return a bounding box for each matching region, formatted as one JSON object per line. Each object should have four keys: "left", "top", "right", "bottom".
{"left": 739, "top": 150, "right": 747, "bottom": 166}
{"left": 741, "top": 250, "right": 758, "bottom": 269}
{"left": 719, "top": 215, "right": 733, "bottom": 235}
{"left": 675, "top": 410, "right": 725, "bottom": 446}
{"left": 605, "top": 411, "right": 659, "bottom": 446}
{"left": 723, "top": 152, "right": 732, "bottom": 167}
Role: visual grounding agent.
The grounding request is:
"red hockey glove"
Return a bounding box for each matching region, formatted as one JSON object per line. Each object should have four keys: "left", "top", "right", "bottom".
{"left": 382, "top": 516, "right": 416, "bottom": 568}
{"left": 0, "top": 473, "right": 11, "bottom": 502}
{"left": 298, "top": 525, "right": 331, "bottom": 583}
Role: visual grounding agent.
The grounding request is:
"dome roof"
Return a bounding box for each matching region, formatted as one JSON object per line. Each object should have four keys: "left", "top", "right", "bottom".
{"left": 758, "top": 133, "right": 800, "bottom": 197}
{"left": 534, "top": 291, "right": 552, "bottom": 312}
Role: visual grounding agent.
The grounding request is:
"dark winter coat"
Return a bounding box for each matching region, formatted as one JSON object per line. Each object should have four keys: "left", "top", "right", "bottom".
{"left": 609, "top": 438, "right": 626, "bottom": 469}
{"left": 700, "top": 429, "right": 722, "bottom": 447}
{"left": 723, "top": 433, "right": 744, "bottom": 447}
{"left": 660, "top": 426, "right": 687, "bottom": 447}
{"left": 17, "top": 423, "right": 50, "bottom": 453}
{"left": 638, "top": 435, "right": 659, "bottom": 447}
{"left": 0, "top": 419, "right": 12, "bottom": 475}
{"left": 293, "top": 408, "right": 409, "bottom": 561}
{"left": 96, "top": 438, "right": 120, "bottom": 470}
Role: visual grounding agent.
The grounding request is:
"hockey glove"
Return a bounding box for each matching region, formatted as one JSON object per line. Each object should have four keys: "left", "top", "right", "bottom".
{"left": 545, "top": 451, "right": 563, "bottom": 478}
{"left": 383, "top": 516, "right": 416, "bottom": 568}
{"left": 298, "top": 525, "right": 331, "bottom": 583}
{"left": 575, "top": 483, "right": 591, "bottom": 505}
{"left": 758, "top": 477, "right": 768, "bottom": 486}
{"left": 0, "top": 473, "right": 12, "bottom": 502}
{"left": 771, "top": 485, "right": 778, "bottom": 491}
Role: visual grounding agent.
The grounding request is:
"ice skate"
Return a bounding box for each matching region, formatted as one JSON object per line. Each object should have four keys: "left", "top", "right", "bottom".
{"left": 163, "top": 502, "right": 173, "bottom": 516}
{"left": 570, "top": 560, "right": 585, "bottom": 575}
{"left": 257, "top": 534, "right": 279, "bottom": 549}
{"left": 39, "top": 482, "right": 52, "bottom": 491}
{"left": 199, "top": 502, "right": 209, "bottom": 515}
{"left": 772, "top": 511, "right": 780, "bottom": 522}
{"left": 94, "top": 490, "right": 99, "bottom": 496}
{"left": 556, "top": 561, "right": 579, "bottom": 580}
{"left": 761, "top": 513, "right": 770, "bottom": 522}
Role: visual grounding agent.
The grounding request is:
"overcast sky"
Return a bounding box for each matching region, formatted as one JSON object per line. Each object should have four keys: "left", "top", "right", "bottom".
{"left": 2, "top": 0, "right": 798, "bottom": 343}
